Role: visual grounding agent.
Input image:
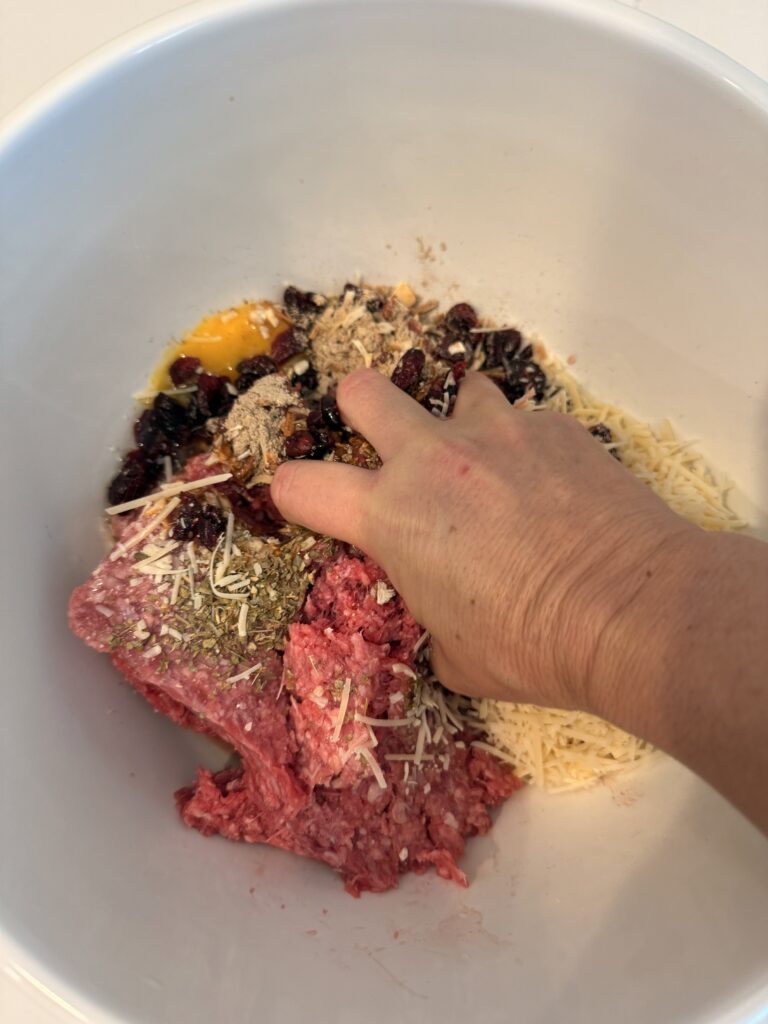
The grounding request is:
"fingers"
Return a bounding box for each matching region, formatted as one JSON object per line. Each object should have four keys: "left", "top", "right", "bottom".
{"left": 452, "top": 370, "right": 510, "bottom": 421}
{"left": 271, "top": 460, "right": 375, "bottom": 549}
{"left": 337, "top": 368, "right": 436, "bottom": 461}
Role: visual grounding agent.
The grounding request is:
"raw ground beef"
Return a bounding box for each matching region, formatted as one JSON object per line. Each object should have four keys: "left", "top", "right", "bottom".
{"left": 69, "top": 463, "right": 520, "bottom": 895}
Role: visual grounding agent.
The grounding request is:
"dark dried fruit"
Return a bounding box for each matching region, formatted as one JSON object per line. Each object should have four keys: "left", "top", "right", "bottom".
{"left": 306, "top": 405, "right": 324, "bottom": 434}
{"left": 391, "top": 348, "right": 425, "bottom": 394}
{"left": 285, "top": 430, "right": 317, "bottom": 459}
{"left": 107, "top": 449, "right": 161, "bottom": 509}
{"left": 153, "top": 394, "right": 190, "bottom": 442}
{"left": 168, "top": 356, "right": 202, "bottom": 386}
{"left": 342, "top": 282, "right": 362, "bottom": 302}
{"left": 291, "top": 360, "right": 319, "bottom": 394}
{"left": 235, "top": 355, "right": 276, "bottom": 393}
{"left": 134, "top": 408, "right": 161, "bottom": 451}
{"left": 192, "top": 373, "right": 234, "bottom": 419}
{"left": 366, "top": 295, "right": 384, "bottom": 314}
{"left": 436, "top": 333, "right": 470, "bottom": 363}
{"left": 421, "top": 369, "right": 461, "bottom": 418}
{"left": 308, "top": 425, "right": 333, "bottom": 451}
{"left": 481, "top": 328, "right": 522, "bottom": 369}
{"left": 444, "top": 302, "right": 478, "bottom": 333}
{"left": 421, "top": 377, "right": 448, "bottom": 416}
{"left": 589, "top": 422, "right": 621, "bottom": 459}
{"left": 133, "top": 394, "right": 190, "bottom": 455}
{"left": 169, "top": 493, "right": 226, "bottom": 549}
{"left": 451, "top": 360, "right": 468, "bottom": 383}
{"left": 271, "top": 327, "right": 306, "bottom": 365}
{"left": 589, "top": 423, "right": 613, "bottom": 445}
{"left": 320, "top": 393, "right": 343, "bottom": 431}
{"left": 498, "top": 358, "right": 547, "bottom": 404}
{"left": 283, "top": 286, "right": 321, "bottom": 329}
{"left": 217, "top": 480, "right": 285, "bottom": 535}
{"left": 519, "top": 344, "right": 534, "bottom": 361}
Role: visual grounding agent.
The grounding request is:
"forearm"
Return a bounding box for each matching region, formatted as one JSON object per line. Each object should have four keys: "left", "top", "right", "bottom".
{"left": 593, "top": 530, "right": 768, "bottom": 831}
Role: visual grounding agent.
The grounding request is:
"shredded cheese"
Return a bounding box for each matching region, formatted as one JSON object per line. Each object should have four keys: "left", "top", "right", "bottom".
{"left": 353, "top": 714, "right": 413, "bottom": 728}
{"left": 332, "top": 677, "right": 352, "bottom": 742}
{"left": 110, "top": 497, "right": 180, "bottom": 561}
{"left": 237, "top": 602, "right": 249, "bottom": 639}
{"left": 105, "top": 473, "right": 232, "bottom": 516}
{"left": 358, "top": 746, "right": 387, "bottom": 788}
{"left": 391, "top": 664, "right": 417, "bottom": 679}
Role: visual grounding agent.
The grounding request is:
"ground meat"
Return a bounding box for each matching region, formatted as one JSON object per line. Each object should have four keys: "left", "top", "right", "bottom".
{"left": 177, "top": 732, "right": 515, "bottom": 896}
{"left": 69, "top": 473, "right": 520, "bottom": 895}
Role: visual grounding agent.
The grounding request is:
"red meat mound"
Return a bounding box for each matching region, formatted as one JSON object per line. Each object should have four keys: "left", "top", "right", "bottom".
{"left": 69, "top": 475, "right": 520, "bottom": 895}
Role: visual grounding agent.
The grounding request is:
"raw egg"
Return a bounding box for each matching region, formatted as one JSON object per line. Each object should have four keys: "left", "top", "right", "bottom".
{"left": 149, "top": 301, "right": 288, "bottom": 391}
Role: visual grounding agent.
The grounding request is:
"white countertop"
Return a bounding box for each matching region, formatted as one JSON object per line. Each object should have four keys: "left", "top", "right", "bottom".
{"left": 0, "top": 1, "right": 765, "bottom": 1021}
{"left": 0, "top": 0, "right": 766, "bottom": 120}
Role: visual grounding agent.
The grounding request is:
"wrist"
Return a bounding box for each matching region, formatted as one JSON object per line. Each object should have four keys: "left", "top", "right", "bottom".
{"left": 583, "top": 521, "right": 712, "bottom": 729}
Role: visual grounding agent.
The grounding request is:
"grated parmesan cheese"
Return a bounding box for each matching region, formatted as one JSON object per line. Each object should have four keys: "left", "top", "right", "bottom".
{"left": 105, "top": 473, "right": 232, "bottom": 516}
{"left": 332, "top": 677, "right": 352, "bottom": 742}
{"left": 358, "top": 746, "right": 387, "bottom": 789}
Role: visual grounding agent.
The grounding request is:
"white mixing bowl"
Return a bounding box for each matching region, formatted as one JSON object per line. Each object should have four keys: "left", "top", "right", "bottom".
{"left": 1, "top": 1, "right": 767, "bottom": 1021}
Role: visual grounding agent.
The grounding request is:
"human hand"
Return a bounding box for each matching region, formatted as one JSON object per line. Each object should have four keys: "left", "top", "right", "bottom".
{"left": 271, "top": 369, "right": 696, "bottom": 714}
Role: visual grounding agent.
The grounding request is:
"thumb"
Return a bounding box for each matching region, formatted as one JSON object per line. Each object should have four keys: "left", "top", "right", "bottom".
{"left": 270, "top": 459, "right": 376, "bottom": 550}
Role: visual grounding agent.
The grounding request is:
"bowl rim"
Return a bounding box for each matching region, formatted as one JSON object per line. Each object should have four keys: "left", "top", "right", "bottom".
{"left": 1, "top": 1, "right": 767, "bottom": 1022}
{"left": 0, "top": 0, "right": 767, "bottom": 158}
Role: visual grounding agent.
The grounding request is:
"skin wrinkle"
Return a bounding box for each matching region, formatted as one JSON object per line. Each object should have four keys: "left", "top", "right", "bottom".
{"left": 580, "top": 522, "right": 694, "bottom": 716}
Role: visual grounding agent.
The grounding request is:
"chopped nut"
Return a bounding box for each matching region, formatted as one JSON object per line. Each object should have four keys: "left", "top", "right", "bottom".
{"left": 393, "top": 282, "right": 417, "bottom": 308}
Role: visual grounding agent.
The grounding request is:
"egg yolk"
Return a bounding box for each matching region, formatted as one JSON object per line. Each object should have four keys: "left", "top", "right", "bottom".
{"left": 149, "top": 301, "right": 288, "bottom": 391}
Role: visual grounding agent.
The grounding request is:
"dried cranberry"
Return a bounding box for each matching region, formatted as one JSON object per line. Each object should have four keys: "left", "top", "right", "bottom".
{"left": 589, "top": 422, "right": 621, "bottom": 459}
{"left": 306, "top": 405, "right": 324, "bottom": 433}
{"left": 499, "top": 358, "right": 547, "bottom": 404}
{"left": 319, "top": 394, "right": 342, "bottom": 431}
{"left": 168, "top": 356, "right": 202, "bottom": 386}
{"left": 391, "top": 348, "right": 425, "bottom": 394}
{"left": 216, "top": 480, "right": 284, "bottom": 535}
{"left": 107, "top": 449, "right": 160, "bottom": 508}
{"left": 291, "top": 360, "right": 318, "bottom": 394}
{"left": 482, "top": 328, "right": 522, "bottom": 369}
{"left": 421, "top": 368, "right": 462, "bottom": 418}
{"left": 133, "top": 394, "right": 190, "bottom": 455}
{"left": 168, "top": 493, "right": 202, "bottom": 540}
{"left": 193, "top": 373, "right": 234, "bottom": 418}
{"left": 198, "top": 517, "right": 223, "bottom": 550}
{"left": 451, "top": 360, "right": 468, "bottom": 383}
{"left": 421, "top": 376, "right": 448, "bottom": 416}
{"left": 283, "top": 286, "right": 321, "bottom": 328}
{"left": 444, "top": 302, "right": 478, "bottom": 333}
{"left": 309, "top": 425, "right": 333, "bottom": 451}
{"left": 153, "top": 394, "right": 190, "bottom": 443}
{"left": 134, "top": 408, "right": 161, "bottom": 451}
{"left": 235, "top": 355, "right": 276, "bottom": 393}
{"left": 285, "top": 430, "right": 317, "bottom": 459}
{"left": 589, "top": 423, "right": 613, "bottom": 445}
{"left": 436, "top": 333, "right": 470, "bottom": 363}
{"left": 271, "top": 327, "right": 306, "bottom": 365}
{"left": 169, "top": 493, "right": 226, "bottom": 549}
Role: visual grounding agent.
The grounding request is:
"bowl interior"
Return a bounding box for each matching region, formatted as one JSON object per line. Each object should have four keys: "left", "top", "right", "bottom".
{"left": 1, "top": 2, "right": 767, "bottom": 1022}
